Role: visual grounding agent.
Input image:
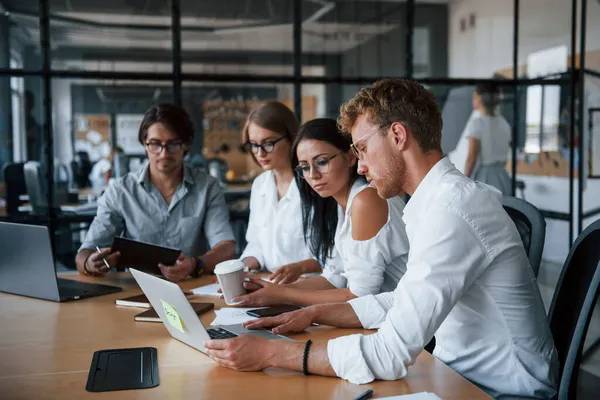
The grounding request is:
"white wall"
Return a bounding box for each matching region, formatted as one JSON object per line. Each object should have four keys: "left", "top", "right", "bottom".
{"left": 449, "top": 0, "right": 600, "bottom": 263}
{"left": 449, "top": 0, "right": 600, "bottom": 77}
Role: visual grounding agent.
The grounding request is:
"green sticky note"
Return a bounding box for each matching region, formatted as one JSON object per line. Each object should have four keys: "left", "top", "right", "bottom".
{"left": 161, "top": 299, "right": 185, "bottom": 333}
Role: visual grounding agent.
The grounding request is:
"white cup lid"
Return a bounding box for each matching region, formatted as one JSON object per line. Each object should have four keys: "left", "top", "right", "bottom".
{"left": 214, "top": 259, "right": 246, "bottom": 275}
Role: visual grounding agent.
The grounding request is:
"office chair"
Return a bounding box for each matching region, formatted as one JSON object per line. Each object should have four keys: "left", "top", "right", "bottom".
{"left": 70, "top": 151, "right": 92, "bottom": 188}
{"left": 23, "top": 161, "right": 70, "bottom": 216}
{"left": 502, "top": 196, "right": 546, "bottom": 277}
{"left": 206, "top": 158, "right": 229, "bottom": 184}
{"left": 2, "top": 162, "right": 27, "bottom": 216}
{"left": 548, "top": 219, "right": 600, "bottom": 400}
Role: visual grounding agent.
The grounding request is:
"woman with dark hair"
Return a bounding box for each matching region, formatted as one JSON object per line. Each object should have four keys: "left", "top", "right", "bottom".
{"left": 232, "top": 118, "right": 409, "bottom": 307}
{"left": 464, "top": 84, "right": 512, "bottom": 195}
{"left": 240, "top": 102, "right": 321, "bottom": 284}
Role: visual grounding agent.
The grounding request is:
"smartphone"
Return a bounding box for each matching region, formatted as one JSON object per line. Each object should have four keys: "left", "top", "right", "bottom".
{"left": 134, "top": 302, "right": 214, "bottom": 322}
{"left": 246, "top": 305, "right": 301, "bottom": 318}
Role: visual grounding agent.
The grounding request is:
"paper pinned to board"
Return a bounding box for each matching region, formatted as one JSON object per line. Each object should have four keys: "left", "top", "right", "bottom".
{"left": 210, "top": 307, "right": 267, "bottom": 326}
{"left": 375, "top": 393, "right": 442, "bottom": 400}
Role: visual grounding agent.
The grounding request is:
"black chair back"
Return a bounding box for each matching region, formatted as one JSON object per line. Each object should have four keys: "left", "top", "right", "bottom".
{"left": 502, "top": 196, "right": 546, "bottom": 276}
{"left": 548, "top": 219, "right": 600, "bottom": 399}
{"left": 2, "top": 162, "right": 27, "bottom": 216}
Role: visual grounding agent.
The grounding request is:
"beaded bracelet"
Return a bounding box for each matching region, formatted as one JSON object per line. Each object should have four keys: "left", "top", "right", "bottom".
{"left": 302, "top": 339, "right": 313, "bottom": 376}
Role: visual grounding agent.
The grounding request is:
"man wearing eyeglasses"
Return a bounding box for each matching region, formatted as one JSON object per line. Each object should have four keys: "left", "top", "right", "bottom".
{"left": 75, "top": 103, "right": 236, "bottom": 281}
{"left": 202, "top": 80, "right": 558, "bottom": 399}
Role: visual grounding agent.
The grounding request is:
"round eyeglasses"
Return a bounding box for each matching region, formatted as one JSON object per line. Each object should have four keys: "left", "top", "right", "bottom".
{"left": 244, "top": 135, "right": 287, "bottom": 154}
{"left": 145, "top": 141, "right": 184, "bottom": 154}
{"left": 295, "top": 152, "right": 342, "bottom": 179}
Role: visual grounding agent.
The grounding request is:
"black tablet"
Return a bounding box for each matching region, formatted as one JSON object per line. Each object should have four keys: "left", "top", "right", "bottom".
{"left": 86, "top": 347, "right": 159, "bottom": 392}
{"left": 111, "top": 237, "right": 181, "bottom": 275}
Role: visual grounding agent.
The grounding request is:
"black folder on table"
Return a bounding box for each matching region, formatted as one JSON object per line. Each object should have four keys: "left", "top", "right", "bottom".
{"left": 86, "top": 347, "right": 159, "bottom": 392}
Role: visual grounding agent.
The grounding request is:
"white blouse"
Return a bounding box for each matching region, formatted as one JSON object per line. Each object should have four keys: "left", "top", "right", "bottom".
{"left": 240, "top": 170, "right": 316, "bottom": 273}
{"left": 322, "top": 179, "right": 409, "bottom": 297}
{"left": 464, "top": 114, "right": 511, "bottom": 165}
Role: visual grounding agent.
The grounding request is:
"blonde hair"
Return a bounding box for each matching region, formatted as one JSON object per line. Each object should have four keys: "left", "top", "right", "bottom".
{"left": 242, "top": 101, "right": 299, "bottom": 165}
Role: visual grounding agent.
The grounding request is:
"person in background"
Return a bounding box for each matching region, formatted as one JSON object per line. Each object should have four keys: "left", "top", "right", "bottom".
{"left": 232, "top": 118, "right": 409, "bottom": 307}
{"left": 89, "top": 146, "right": 124, "bottom": 189}
{"left": 204, "top": 79, "right": 557, "bottom": 400}
{"left": 464, "top": 84, "right": 512, "bottom": 195}
{"left": 240, "top": 101, "right": 321, "bottom": 284}
{"left": 75, "top": 103, "right": 236, "bottom": 281}
{"left": 24, "top": 90, "right": 42, "bottom": 161}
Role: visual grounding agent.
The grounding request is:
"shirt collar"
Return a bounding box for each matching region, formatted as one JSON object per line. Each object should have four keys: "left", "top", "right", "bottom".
{"left": 258, "top": 170, "right": 299, "bottom": 203}
{"left": 136, "top": 160, "right": 195, "bottom": 186}
{"left": 402, "top": 157, "right": 455, "bottom": 225}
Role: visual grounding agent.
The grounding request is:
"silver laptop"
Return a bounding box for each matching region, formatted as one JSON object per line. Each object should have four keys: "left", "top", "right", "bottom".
{"left": 0, "top": 222, "right": 122, "bottom": 301}
{"left": 129, "top": 268, "right": 291, "bottom": 354}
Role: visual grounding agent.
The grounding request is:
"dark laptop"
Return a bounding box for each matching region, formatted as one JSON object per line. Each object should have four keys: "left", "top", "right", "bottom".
{"left": 0, "top": 222, "right": 122, "bottom": 302}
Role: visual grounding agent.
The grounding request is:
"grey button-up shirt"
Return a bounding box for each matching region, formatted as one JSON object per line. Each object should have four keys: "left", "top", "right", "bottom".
{"left": 80, "top": 161, "right": 235, "bottom": 257}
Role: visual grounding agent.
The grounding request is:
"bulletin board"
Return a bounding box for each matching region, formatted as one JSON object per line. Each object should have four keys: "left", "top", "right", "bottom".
{"left": 73, "top": 114, "right": 111, "bottom": 162}
{"left": 116, "top": 114, "right": 145, "bottom": 155}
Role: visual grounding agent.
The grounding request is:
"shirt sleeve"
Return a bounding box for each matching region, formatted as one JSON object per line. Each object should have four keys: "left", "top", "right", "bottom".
{"left": 321, "top": 247, "right": 347, "bottom": 289}
{"left": 347, "top": 291, "right": 395, "bottom": 329}
{"left": 240, "top": 181, "right": 266, "bottom": 268}
{"left": 327, "top": 208, "right": 490, "bottom": 384}
{"left": 79, "top": 181, "right": 125, "bottom": 250}
{"left": 465, "top": 117, "right": 483, "bottom": 140}
{"left": 203, "top": 179, "right": 236, "bottom": 248}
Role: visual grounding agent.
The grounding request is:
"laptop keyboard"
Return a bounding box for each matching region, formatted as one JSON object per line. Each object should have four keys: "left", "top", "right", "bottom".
{"left": 206, "top": 328, "right": 237, "bottom": 340}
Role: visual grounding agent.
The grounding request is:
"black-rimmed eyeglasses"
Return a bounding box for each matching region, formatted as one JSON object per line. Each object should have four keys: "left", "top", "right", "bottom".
{"left": 145, "top": 140, "right": 184, "bottom": 154}
{"left": 244, "top": 135, "right": 287, "bottom": 154}
{"left": 295, "top": 152, "right": 342, "bottom": 179}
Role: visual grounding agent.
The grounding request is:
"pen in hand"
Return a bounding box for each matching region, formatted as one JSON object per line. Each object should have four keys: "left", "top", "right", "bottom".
{"left": 96, "top": 246, "right": 111, "bottom": 271}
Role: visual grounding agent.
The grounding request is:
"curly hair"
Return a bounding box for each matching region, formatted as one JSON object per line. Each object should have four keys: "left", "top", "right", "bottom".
{"left": 338, "top": 78, "right": 443, "bottom": 152}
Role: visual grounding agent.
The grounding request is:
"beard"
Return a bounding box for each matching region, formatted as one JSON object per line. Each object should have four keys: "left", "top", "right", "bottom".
{"left": 373, "top": 151, "right": 405, "bottom": 199}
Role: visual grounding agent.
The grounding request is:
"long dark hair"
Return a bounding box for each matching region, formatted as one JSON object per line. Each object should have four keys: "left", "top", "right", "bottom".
{"left": 291, "top": 118, "right": 360, "bottom": 265}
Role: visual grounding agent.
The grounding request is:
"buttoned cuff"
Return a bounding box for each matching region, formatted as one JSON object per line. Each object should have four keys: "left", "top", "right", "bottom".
{"left": 348, "top": 295, "right": 388, "bottom": 329}
{"left": 327, "top": 334, "right": 375, "bottom": 384}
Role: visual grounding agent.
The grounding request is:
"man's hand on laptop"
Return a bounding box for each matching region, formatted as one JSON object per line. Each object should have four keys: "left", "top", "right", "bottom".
{"left": 86, "top": 248, "right": 120, "bottom": 276}
{"left": 159, "top": 254, "right": 196, "bottom": 282}
{"left": 204, "top": 335, "right": 277, "bottom": 372}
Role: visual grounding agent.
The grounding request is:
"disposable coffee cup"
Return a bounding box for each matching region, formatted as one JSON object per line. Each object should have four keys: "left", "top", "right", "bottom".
{"left": 214, "top": 259, "right": 247, "bottom": 305}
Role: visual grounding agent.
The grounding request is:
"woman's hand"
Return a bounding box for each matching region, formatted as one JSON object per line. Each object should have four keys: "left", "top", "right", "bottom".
{"left": 231, "top": 278, "right": 288, "bottom": 307}
{"left": 269, "top": 263, "right": 305, "bottom": 285}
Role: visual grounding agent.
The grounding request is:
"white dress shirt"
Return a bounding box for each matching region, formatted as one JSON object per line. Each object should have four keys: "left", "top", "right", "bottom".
{"left": 240, "top": 171, "right": 316, "bottom": 273}
{"left": 321, "top": 179, "right": 409, "bottom": 297}
{"left": 327, "top": 158, "right": 558, "bottom": 400}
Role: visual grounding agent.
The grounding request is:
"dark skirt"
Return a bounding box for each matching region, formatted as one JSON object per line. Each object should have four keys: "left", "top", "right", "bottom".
{"left": 473, "top": 162, "right": 511, "bottom": 195}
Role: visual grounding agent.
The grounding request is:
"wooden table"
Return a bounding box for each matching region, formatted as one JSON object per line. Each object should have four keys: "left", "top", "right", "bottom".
{"left": 0, "top": 273, "right": 490, "bottom": 400}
